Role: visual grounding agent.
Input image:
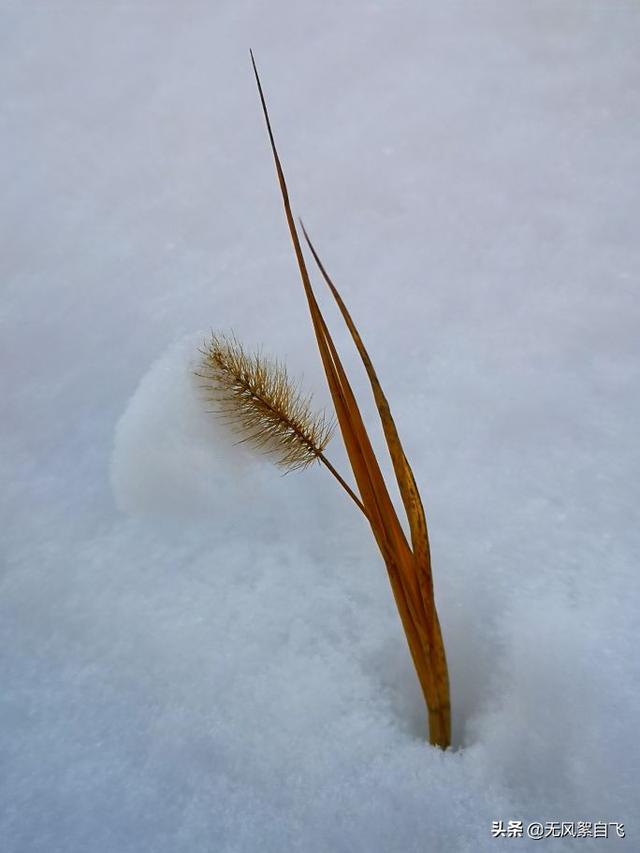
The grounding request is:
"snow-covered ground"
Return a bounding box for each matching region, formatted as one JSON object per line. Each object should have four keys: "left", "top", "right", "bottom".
{"left": 2, "top": 2, "right": 639, "bottom": 850}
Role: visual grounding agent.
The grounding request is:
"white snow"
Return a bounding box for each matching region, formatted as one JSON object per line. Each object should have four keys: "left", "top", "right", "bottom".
{"left": 2, "top": 1, "right": 639, "bottom": 851}
{"left": 111, "top": 332, "right": 265, "bottom": 520}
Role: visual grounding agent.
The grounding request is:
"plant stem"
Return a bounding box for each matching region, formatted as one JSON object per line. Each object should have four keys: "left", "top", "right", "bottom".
{"left": 318, "top": 452, "right": 367, "bottom": 517}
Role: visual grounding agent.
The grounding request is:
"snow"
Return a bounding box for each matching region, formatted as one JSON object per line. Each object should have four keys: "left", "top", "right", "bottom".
{"left": 111, "top": 332, "right": 262, "bottom": 521}
{"left": 2, "top": 1, "right": 639, "bottom": 850}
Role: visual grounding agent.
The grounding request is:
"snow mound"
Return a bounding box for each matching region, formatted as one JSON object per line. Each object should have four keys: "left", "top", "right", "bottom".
{"left": 111, "top": 333, "right": 271, "bottom": 521}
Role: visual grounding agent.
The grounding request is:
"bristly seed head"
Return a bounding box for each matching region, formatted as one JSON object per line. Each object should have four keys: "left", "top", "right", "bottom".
{"left": 197, "top": 332, "right": 335, "bottom": 471}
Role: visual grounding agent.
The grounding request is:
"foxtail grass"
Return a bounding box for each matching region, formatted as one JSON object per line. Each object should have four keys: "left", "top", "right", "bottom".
{"left": 198, "top": 332, "right": 365, "bottom": 511}
{"left": 201, "top": 53, "right": 452, "bottom": 749}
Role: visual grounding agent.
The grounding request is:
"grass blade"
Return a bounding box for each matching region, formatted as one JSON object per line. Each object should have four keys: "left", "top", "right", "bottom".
{"left": 250, "top": 51, "right": 450, "bottom": 747}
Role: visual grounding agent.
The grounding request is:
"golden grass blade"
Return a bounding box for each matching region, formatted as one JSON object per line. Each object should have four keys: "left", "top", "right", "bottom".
{"left": 250, "top": 51, "right": 450, "bottom": 747}
{"left": 300, "top": 223, "right": 450, "bottom": 746}
{"left": 249, "top": 49, "right": 428, "bottom": 641}
{"left": 249, "top": 52, "right": 415, "bottom": 587}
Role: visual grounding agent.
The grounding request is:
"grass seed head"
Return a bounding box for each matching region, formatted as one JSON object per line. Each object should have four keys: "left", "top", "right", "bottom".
{"left": 197, "top": 332, "right": 334, "bottom": 471}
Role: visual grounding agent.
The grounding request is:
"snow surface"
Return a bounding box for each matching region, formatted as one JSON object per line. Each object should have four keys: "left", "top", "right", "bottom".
{"left": 2, "top": 2, "right": 639, "bottom": 851}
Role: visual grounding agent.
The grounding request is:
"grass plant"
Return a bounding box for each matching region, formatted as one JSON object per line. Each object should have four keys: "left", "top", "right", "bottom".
{"left": 199, "top": 54, "right": 451, "bottom": 748}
